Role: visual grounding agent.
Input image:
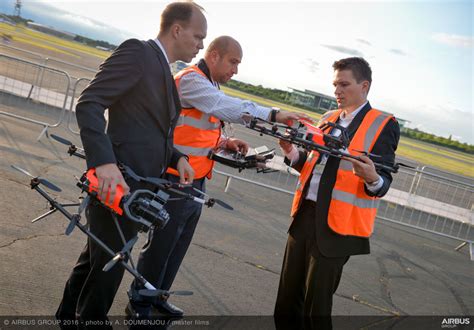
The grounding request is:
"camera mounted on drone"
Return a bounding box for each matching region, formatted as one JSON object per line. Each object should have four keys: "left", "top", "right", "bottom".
{"left": 208, "top": 146, "right": 276, "bottom": 173}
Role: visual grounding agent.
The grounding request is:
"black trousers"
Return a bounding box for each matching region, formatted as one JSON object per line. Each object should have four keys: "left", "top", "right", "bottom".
{"left": 131, "top": 175, "right": 204, "bottom": 297}
{"left": 274, "top": 200, "right": 349, "bottom": 319}
{"left": 56, "top": 201, "right": 138, "bottom": 324}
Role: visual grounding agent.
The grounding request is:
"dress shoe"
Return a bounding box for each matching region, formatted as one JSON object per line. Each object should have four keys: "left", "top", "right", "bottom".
{"left": 152, "top": 299, "right": 184, "bottom": 316}
{"left": 125, "top": 301, "right": 151, "bottom": 319}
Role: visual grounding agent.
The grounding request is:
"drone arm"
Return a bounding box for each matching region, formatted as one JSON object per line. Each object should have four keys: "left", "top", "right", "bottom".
{"left": 31, "top": 208, "right": 58, "bottom": 223}
{"left": 166, "top": 187, "right": 206, "bottom": 205}
{"left": 33, "top": 183, "right": 158, "bottom": 290}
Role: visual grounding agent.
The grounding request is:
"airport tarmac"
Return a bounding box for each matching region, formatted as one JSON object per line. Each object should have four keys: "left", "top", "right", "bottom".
{"left": 0, "top": 107, "right": 473, "bottom": 328}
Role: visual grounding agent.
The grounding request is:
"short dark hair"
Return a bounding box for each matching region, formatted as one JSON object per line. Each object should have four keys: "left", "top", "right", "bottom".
{"left": 160, "top": 2, "right": 204, "bottom": 33}
{"left": 332, "top": 57, "right": 372, "bottom": 85}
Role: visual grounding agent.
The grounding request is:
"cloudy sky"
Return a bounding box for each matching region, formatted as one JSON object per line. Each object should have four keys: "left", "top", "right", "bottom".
{"left": 2, "top": 0, "right": 472, "bottom": 143}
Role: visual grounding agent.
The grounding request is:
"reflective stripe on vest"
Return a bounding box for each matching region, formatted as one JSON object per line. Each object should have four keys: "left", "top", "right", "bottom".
{"left": 174, "top": 144, "right": 213, "bottom": 157}
{"left": 327, "top": 109, "right": 393, "bottom": 237}
{"left": 290, "top": 110, "right": 342, "bottom": 217}
{"left": 290, "top": 108, "right": 394, "bottom": 238}
{"left": 176, "top": 113, "right": 221, "bottom": 130}
{"left": 166, "top": 65, "right": 221, "bottom": 179}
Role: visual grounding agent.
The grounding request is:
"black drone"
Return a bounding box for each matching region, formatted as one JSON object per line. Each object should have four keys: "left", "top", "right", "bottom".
{"left": 208, "top": 146, "right": 276, "bottom": 173}
{"left": 246, "top": 116, "right": 413, "bottom": 173}
{"left": 11, "top": 134, "right": 235, "bottom": 301}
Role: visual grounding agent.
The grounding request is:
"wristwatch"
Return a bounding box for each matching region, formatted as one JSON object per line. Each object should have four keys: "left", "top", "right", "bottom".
{"left": 270, "top": 107, "right": 280, "bottom": 122}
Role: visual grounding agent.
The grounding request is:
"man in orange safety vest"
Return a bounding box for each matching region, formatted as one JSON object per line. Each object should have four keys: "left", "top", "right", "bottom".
{"left": 130, "top": 35, "right": 310, "bottom": 317}
{"left": 274, "top": 57, "right": 400, "bottom": 326}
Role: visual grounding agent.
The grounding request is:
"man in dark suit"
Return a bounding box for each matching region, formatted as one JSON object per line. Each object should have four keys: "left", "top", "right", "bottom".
{"left": 55, "top": 2, "right": 207, "bottom": 325}
{"left": 274, "top": 57, "right": 400, "bottom": 325}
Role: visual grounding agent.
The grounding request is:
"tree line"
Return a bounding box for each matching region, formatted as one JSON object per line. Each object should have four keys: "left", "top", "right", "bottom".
{"left": 400, "top": 128, "right": 473, "bottom": 154}
{"left": 224, "top": 79, "right": 321, "bottom": 113}
{"left": 73, "top": 35, "right": 116, "bottom": 51}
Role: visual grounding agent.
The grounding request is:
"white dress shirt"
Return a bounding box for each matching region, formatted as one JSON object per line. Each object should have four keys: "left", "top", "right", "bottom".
{"left": 178, "top": 70, "right": 271, "bottom": 124}
{"left": 153, "top": 38, "right": 169, "bottom": 63}
{"left": 284, "top": 101, "right": 384, "bottom": 202}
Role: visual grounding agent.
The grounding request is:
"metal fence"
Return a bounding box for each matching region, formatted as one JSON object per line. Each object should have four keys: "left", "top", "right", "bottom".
{"left": 214, "top": 165, "right": 474, "bottom": 260}
{"left": 66, "top": 77, "right": 91, "bottom": 134}
{"left": 0, "top": 54, "right": 71, "bottom": 140}
{"left": 0, "top": 44, "right": 98, "bottom": 80}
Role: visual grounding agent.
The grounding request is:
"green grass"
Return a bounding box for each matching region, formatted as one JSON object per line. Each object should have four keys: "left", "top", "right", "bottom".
{"left": 396, "top": 144, "right": 473, "bottom": 177}
{"left": 0, "top": 23, "right": 111, "bottom": 59}
{"left": 7, "top": 35, "right": 80, "bottom": 57}
{"left": 399, "top": 137, "right": 473, "bottom": 164}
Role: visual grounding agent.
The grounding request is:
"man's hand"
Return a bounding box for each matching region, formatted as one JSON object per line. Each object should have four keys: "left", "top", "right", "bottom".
{"left": 225, "top": 138, "right": 249, "bottom": 155}
{"left": 279, "top": 139, "right": 294, "bottom": 154}
{"left": 177, "top": 156, "right": 194, "bottom": 184}
{"left": 95, "top": 163, "right": 130, "bottom": 205}
{"left": 275, "top": 111, "right": 313, "bottom": 126}
{"left": 345, "top": 155, "right": 379, "bottom": 183}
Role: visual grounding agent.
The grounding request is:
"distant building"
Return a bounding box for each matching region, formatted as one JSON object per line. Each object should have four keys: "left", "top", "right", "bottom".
{"left": 170, "top": 60, "right": 188, "bottom": 75}
{"left": 26, "top": 22, "right": 76, "bottom": 40}
{"left": 287, "top": 87, "right": 410, "bottom": 129}
{"left": 288, "top": 87, "right": 338, "bottom": 112}
{"left": 95, "top": 46, "right": 111, "bottom": 51}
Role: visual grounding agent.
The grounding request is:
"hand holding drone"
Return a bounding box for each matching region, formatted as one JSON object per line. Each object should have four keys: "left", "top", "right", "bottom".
{"left": 11, "top": 164, "right": 181, "bottom": 298}
{"left": 246, "top": 116, "right": 412, "bottom": 173}
{"left": 77, "top": 168, "right": 171, "bottom": 230}
{"left": 9, "top": 135, "right": 235, "bottom": 300}
{"left": 49, "top": 134, "right": 233, "bottom": 213}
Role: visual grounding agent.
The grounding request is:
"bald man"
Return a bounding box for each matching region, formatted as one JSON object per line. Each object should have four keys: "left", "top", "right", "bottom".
{"left": 128, "top": 36, "right": 308, "bottom": 317}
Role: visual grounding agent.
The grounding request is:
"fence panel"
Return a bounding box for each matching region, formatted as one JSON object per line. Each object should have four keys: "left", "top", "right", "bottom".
{"left": 215, "top": 164, "right": 474, "bottom": 260}
{"left": 67, "top": 77, "right": 92, "bottom": 134}
{"left": 0, "top": 54, "right": 70, "bottom": 140}
{"left": 0, "top": 44, "right": 98, "bottom": 80}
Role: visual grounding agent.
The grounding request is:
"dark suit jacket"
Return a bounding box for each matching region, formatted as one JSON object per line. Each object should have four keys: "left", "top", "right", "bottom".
{"left": 289, "top": 102, "right": 400, "bottom": 257}
{"left": 76, "top": 39, "right": 184, "bottom": 189}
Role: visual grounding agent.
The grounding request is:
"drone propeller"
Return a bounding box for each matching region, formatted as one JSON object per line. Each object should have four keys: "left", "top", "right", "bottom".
{"left": 209, "top": 198, "right": 234, "bottom": 210}
{"left": 64, "top": 195, "right": 90, "bottom": 235}
{"left": 138, "top": 289, "right": 193, "bottom": 297}
{"left": 64, "top": 214, "right": 80, "bottom": 235}
{"left": 78, "top": 195, "right": 90, "bottom": 216}
{"left": 50, "top": 134, "right": 86, "bottom": 159}
{"left": 102, "top": 236, "right": 139, "bottom": 272}
{"left": 191, "top": 187, "right": 234, "bottom": 210}
{"left": 50, "top": 134, "right": 74, "bottom": 147}
{"left": 11, "top": 165, "right": 62, "bottom": 192}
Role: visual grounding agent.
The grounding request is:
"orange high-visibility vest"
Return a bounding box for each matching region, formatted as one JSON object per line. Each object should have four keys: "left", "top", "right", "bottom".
{"left": 290, "top": 110, "right": 342, "bottom": 217}
{"left": 167, "top": 65, "right": 221, "bottom": 179}
{"left": 291, "top": 108, "right": 394, "bottom": 238}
